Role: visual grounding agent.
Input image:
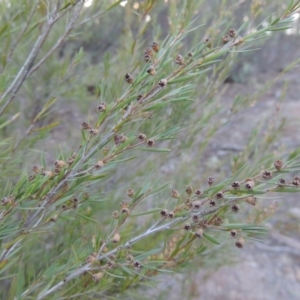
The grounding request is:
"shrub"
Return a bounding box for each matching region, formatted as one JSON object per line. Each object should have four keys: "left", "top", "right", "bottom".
{"left": 1, "top": 0, "right": 300, "bottom": 298}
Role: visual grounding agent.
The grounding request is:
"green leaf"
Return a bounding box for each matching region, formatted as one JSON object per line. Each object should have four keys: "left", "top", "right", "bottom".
{"left": 33, "top": 121, "right": 60, "bottom": 132}
{"left": 134, "top": 248, "right": 161, "bottom": 261}
{"left": 74, "top": 212, "right": 99, "bottom": 223}
{"left": 73, "top": 47, "right": 85, "bottom": 66}
{"left": 0, "top": 113, "right": 20, "bottom": 130}
{"left": 272, "top": 187, "right": 300, "bottom": 193}
{"left": 267, "top": 26, "right": 291, "bottom": 31}
{"left": 222, "top": 224, "right": 267, "bottom": 232}
{"left": 0, "top": 23, "right": 9, "bottom": 38}
{"left": 33, "top": 97, "right": 57, "bottom": 122}
{"left": 24, "top": 21, "right": 41, "bottom": 37}
{"left": 168, "top": 69, "right": 210, "bottom": 84}
{"left": 130, "top": 208, "right": 163, "bottom": 217}
{"left": 203, "top": 233, "right": 220, "bottom": 245}
{"left": 136, "top": 147, "right": 171, "bottom": 152}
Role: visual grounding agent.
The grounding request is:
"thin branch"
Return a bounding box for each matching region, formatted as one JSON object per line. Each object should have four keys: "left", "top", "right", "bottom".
{"left": 0, "top": 1, "right": 83, "bottom": 117}
{"left": 27, "top": 3, "right": 83, "bottom": 77}
{"left": 35, "top": 217, "right": 184, "bottom": 299}
{"left": 7, "top": 0, "right": 39, "bottom": 60}
{"left": 0, "top": 240, "right": 22, "bottom": 262}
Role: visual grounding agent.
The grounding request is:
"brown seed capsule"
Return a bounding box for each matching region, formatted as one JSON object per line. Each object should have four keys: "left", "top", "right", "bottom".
{"left": 138, "top": 133, "right": 146, "bottom": 142}
{"left": 147, "top": 139, "right": 155, "bottom": 147}
{"left": 126, "top": 254, "right": 134, "bottom": 263}
{"left": 50, "top": 215, "right": 58, "bottom": 222}
{"left": 120, "top": 134, "right": 128, "bottom": 143}
{"left": 228, "top": 28, "right": 237, "bottom": 38}
{"left": 244, "top": 178, "right": 255, "bottom": 190}
{"left": 67, "top": 157, "right": 74, "bottom": 165}
{"left": 214, "top": 216, "right": 223, "bottom": 226}
{"left": 106, "top": 261, "right": 115, "bottom": 269}
{"left": 133, "top": 261, "right": 142, "bottom": 268}
{"left": 126, "top": 188, "right": 135, "bottom": 198}
{"left": 86, "top": 255, "right": 96, "bottom": 264}
{"left": 29, "top": 175, "right": 35, "bottom": 181}
{"left": 294, "top": 176, "right": 300, "bottom": 181}
{"left": 274, "top": 159, "right": 283, "bottom": 171}
{"left": 262, "top": 170, "right": 272, "bottom": 179}
{"left": 81, "top": 122, "right": 91, "bottom": 130}
{"left": 62, "top": 204, "right": 67, "bottom": 210}
{"left": 183, "top": 223, "right": 191, "bottom": 230}
{"left": 97, "top": 102, "right": 107, "bottom": 112}
{"left": 144, "top": 47, "right": 153, "bottom": 56}
{"left": 192, "top": 201, "right": 201, "bottom": 210}
{"left": 112, "top": 210, "right": 119, "bottom": 219}
{"left": 292, "top": 180, "right": 300, "bottom": 187}
{"left": 121, "top": 207, "right": 130, "bottom": 214}
{"left": 120, "top": 201, "right": 128, "bottom": 209}
{"left": 160, "top": 209, "right": 168, "bottom": 217}
{"left": 147, "top": 65, "right": 156, "bottom": 76}
{"left": 231, "top": 204, "right": 240, "bottom": 213}
{"left": 245, "top": 196, "right": 257, "bottom": 206}
{"left": 144, "top": 54, "right": 151, "bottom": 62}
{"left": 195, "top": 189, "right": 203, "bottom": 197}
{"left": 195, "top": 228, "right": 204, "bottom": 238}
{"left": 222, "top": 34, "right": 230, "bottom": 44}
{"left": 89, "top": 128, "right": 99, "bottom": 135}
{"left": 235, "top": 236, "right": 245, "bottom": 248}
{"left": 187, "top": 52, "right": 193, "bottom": 58}
{"left": 207, "top": 176, "right": 215, "bottom": 186}
{"left": 185, "top": 185, "right": 193, "bottom": 195}
{"left": 199, "top": 220, "right": 208, "bottom": 229}
{"left": 231, "top": 181, "right": 240, "bottom": 189}
{"left": 158, "top": 79, "right": 167, "bottom": 87}
{"left": 278, "top": 178, "right": 286, "bottom": 187}
{"left": 92, "top": 272, "right": 104, "bottom": 282}
{"left": 175, "top": 54, "right": 184, "bottom": 65}
{"left": 151, "top": 41, "right": 159, "bottom": 52}
{"left": 209, "top": 199, "right": 216, "bottom": 207}
{"left": 1, "top": 197, "right": 12, "bottom": 206}
{"left": 192, "top": 215, "right": 200, "bottom": 222}
{"left": 230, "top": 229, "right": 238, "bottom": 238}
{"left": 137, "top": 94, "right": 143, "bottom": 101}
{"left": 204, "top": 38, "right": 212, "bottom": 48}
{"left": 95, "top": 160, "right": 104, "bottom": 170}
{"left": 41, "top": 170, "right": 54, "bottom": 177}
{"left": 32, "top": 165, "right": 40, "bottom": 174}
{"left": 125, "top": 73, "right": 133, "bottom": 84}
{"left": 216, "top": 191, "right": 224, "bottom": 199}
{"left": 171, "top": 189, "right": 180, "bottom": 199}
{"left": 114, "top": 134, "right": 127, "bottom": 146}
{"left": 112, "top": 233, "right": 120, "bottom": 243}
{"left": 168, "top": 211, "right": 175, "bottom": 218}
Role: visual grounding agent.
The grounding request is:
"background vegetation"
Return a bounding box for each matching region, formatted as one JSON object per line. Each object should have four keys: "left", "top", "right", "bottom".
{"left": 0, "top": 0, "right": 300, "bottom": 299}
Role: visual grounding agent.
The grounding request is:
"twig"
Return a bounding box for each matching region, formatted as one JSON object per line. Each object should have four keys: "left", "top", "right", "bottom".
{"left": 0, "top": 240, "right": 22, "bottom": 262}
{"left": 35, "top": 217, "right": 184, "bottom": 299}
{"left": 0, "top": 1, "right": 83, "bottom": 117}
{"left": 27, "top": 2, "right": 83, "bottom": 77}
{"left": 7, "top": 0, "right": 39, "bottom": 60}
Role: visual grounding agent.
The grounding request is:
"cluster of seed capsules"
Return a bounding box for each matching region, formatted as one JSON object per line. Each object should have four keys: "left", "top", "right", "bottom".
{"left": 157, "top": 159, "right": 300, "bottom": 249}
